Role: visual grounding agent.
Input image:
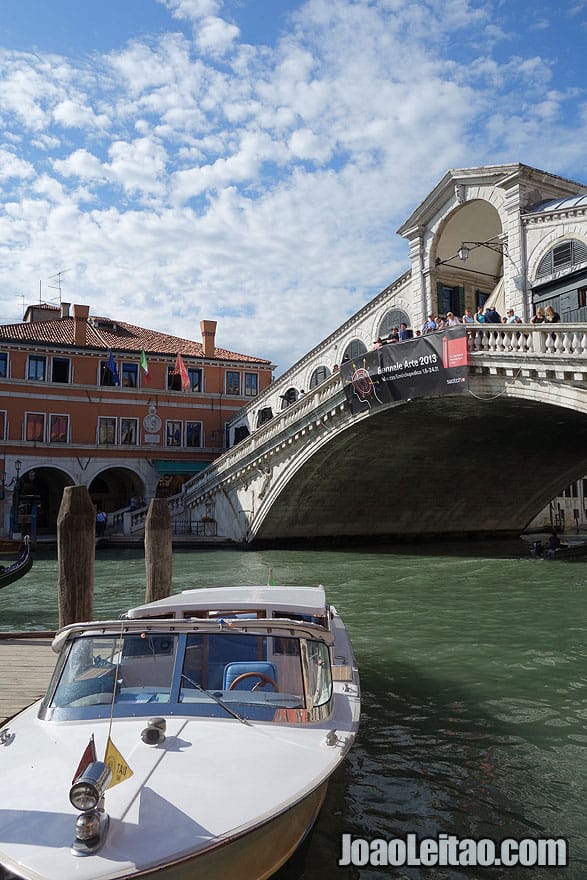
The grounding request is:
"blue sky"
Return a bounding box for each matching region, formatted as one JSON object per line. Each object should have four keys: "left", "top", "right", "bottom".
{"left": 1, "top": 0, "right": 586, "bottom": 371}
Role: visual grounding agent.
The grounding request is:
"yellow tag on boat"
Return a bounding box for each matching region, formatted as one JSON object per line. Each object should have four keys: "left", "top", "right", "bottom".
{"left": 104, "top": 736, "right": 134, "bottom": 789}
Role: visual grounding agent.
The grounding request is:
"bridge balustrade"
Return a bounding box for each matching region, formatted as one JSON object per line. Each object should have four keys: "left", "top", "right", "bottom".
{"left": 468, "top": 323, "right": 587, "bottom": 356}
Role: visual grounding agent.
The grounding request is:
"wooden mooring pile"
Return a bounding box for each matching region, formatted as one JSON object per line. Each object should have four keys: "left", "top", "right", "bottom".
{"left": 0, "top": 487, "right": 173, "bottom": 725}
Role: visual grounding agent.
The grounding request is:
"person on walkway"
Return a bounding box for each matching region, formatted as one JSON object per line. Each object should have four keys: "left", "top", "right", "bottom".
{"left": 505, "top": 308, "right": 522, "bottom": 323}
{"left": 531, "top": 307, "right": 546, "bottom": 324}
{"left": 96, "top": 509, "right": 107, "bottom": 537}
{"left": 545, "top": 305, "right": 560, "bottom": 323}
{"left": 445, "top": 312, "right": 461, "bottom": 327}
{"left": 462, "top": 307, "right": 475, "bottom": 324}
{"left": 474, "top": 306, "right": 485, "bottom": 323}
{"left": 422, "top": 315, "right": 437, "bottom": 334}
{"left": 484, "top": 305, "right": 502, "bottom": 323}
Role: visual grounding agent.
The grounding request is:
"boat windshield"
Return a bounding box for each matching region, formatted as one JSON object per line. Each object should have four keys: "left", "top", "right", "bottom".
{"left": 44, "top": 629, "right": 332, "bottom": 722}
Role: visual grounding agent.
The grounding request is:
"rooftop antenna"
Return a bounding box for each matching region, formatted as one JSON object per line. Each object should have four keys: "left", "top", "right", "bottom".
{"left": 48, "top": 268, "right": 70, "bottom": 305}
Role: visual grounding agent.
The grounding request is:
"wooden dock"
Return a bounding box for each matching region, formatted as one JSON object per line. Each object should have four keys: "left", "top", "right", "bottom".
{"left": 0, "top": 634, "right": 57, "bottom": 724}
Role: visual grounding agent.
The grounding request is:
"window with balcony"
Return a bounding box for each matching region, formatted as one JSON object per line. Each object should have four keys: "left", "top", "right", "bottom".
{"left": 98, "top": 417, "right": 116, "bottom": 445}
{"left": 51, "top": 357, "right": 70, "bottom": 383}
{"left": 226, "top": 371, "right": 240, "bottom": 395}
{"left": 28, "top": 355, "right": 46, "bottom": 381}
{"left": 437, "top": 283, "right": 464, "bottom": 317}
{"left": 186, "top": 422, "right": 202, "bottom": 447}
{"left": 244, "top": 373, "right": 258, "bottom": 397}
{"left": 167, "top": 368, "right": 182, "bottom": 391}
{"left": 166, "top": 421, "right": 182, "bottom": 447}
{"left": 188, "top": 368, "right": 202, "bottom": 392}
{"left": 26, "top": 412, "right": 45, "bottom": 442}
{"left": 121, "top": 363, "right": 138, "bottom": 388}
{"left": 121, "top": 418, "right": 138, "bottom": 445}
{"left": 100, "top": 361, "right": 119, "bottom": 387}
{"left": 50, "top": 414, "right": 69, "bottom": 443}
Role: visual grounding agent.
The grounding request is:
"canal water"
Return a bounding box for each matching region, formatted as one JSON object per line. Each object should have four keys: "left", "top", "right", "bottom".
{"left": 1, "top": 543, "right": 586, "bottom": 879}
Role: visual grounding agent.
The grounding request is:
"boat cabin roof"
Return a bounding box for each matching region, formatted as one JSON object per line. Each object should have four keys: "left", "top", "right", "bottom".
{"left": 126, "top": 584, "right": 328, "bottom": 621}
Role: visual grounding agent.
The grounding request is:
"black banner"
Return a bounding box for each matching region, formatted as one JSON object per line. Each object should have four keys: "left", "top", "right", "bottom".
{"left": 340, "top": 326, "right": 469, "bottom": 414}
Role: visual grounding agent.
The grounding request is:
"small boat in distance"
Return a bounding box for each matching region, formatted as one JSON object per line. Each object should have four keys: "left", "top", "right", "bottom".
{"left": 0, "top": 536, "right": 32, "bottom": 590}
{"left": 0, "top": 584, "right": 360, "bottom": 880}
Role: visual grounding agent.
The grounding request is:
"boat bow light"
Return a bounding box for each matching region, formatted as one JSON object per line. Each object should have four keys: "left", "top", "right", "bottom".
{"left": 70, "top": 761, "right": 112, "bottom": 811}
{"left": 69, "top": 761, "right": 112, "bottom": 855}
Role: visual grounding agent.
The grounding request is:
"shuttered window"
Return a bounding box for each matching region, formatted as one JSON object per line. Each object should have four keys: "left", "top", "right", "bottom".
{"left": 536, "top": 239, "right": 587, "bottom": 278}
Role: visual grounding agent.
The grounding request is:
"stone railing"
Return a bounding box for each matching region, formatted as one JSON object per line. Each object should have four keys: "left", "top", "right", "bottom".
{"left": 467, "top": 323, "right": 587, "bottom": 357}
{"left": 183, "top": 372, "right": 344, "bottom": 500}
{"left": 106, "top": 493, "right": 187, "bottom": 536}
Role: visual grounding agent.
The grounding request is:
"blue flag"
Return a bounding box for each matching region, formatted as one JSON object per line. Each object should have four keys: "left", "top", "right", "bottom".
{"left": 106, "top": 351, "right": 120, "bottom": 385}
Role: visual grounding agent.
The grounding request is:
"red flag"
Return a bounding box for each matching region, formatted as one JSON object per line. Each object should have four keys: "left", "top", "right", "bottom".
{"left": 72, "top": 734, "right": 97, "bottom": 783}
{"left": 174, "top": 353, "right": 190, "bottom": 391}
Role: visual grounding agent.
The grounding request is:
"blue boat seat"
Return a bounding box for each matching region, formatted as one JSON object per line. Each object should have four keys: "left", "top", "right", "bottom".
{"left": 222, "top": 661, "right": 278, "bottom": 691}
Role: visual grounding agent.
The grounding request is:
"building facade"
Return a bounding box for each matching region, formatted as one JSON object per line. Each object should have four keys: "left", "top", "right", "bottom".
{"left": 0, "top": 302, "right": 273, "bottom": 537}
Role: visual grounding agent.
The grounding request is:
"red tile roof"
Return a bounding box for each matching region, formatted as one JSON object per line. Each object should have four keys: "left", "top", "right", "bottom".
{"left": 0, "top": 313, "right": 272, "bottom": 365}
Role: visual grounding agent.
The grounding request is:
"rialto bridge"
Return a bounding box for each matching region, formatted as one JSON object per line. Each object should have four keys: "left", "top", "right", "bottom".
{"left": 178, "top": 325, "right": 587, "bottom": 544}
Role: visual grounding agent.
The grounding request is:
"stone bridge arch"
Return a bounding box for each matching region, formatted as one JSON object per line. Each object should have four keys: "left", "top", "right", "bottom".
{"left": 250, "top": 382, "right": 587, "bottom": 543}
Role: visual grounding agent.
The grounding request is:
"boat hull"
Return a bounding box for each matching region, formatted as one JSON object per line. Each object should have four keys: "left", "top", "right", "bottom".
{"left": 110, "top": 780, "right": 328, "bottom": 880}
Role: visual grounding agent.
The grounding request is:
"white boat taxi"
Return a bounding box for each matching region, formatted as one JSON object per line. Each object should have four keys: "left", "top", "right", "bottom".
{"left": 0, "top": 584, "right": 360, "bottom": 880}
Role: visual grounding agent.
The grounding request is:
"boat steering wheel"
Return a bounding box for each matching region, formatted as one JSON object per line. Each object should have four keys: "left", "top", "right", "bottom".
{"left": 228, "top": 671, "right": 279, "bottom": 692}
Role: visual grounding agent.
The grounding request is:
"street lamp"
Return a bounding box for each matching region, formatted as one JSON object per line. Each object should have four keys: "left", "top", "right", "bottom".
{"left": 12, "top": 459, "right": 22, "bottom": 539}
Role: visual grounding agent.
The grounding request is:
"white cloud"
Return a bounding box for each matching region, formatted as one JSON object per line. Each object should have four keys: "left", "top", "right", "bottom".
{"left": 0, "top": 0, "right": 586, "bottom": 367}
{"left": 0, "top": 150, "right": 35, "bottom": 181}
{"left": 196, "top": 16, "right": 240, "bottom": 53}
{"left": 52, "top": 98, "right": 109, "bottom": 130}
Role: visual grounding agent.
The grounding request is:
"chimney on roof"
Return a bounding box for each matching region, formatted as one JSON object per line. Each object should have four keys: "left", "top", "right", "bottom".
{"left": 200, "top": 320, "right": 217, "bottom": 358}
{"left": 72, "top": 304, "right": 90, "bottom": 346}
{"left": 60, "top": 302, "right": 70, "bottom": 319}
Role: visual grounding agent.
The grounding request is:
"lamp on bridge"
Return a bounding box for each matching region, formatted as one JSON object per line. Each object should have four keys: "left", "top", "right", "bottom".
{"left": 435, "top": 235, "right": 508, "bottom": 277}
{"left": 456, "top": 235, "right": 509, "bottom": 262}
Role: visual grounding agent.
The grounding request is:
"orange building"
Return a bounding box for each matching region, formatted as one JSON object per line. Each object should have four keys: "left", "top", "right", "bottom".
{"left": 0, "top": 302, "right": 273, "bottom": 537}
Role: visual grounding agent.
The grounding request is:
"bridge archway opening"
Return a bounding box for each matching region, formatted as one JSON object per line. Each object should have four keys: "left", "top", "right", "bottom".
{"left": 280, "top": 388, "right": 299, "bottom": 410}
{"left": 252, "top": 393, "right": 587, "bottom": 544}
{"left": 309, "top": 365, "right": 331, "bottom": 388}
{"left": 89, "top": 468, "right": 145, "bottom": 513}
{"left": 342, "top": 339, "right": 368, "bottom": 363}
{"left": 434, "top": 200, "right": 504, "bottom": 280}
{"left": 16, "top": 467, "right": 73, "bottom": 535}
{"left": 379, "top": 308, "right": 411, "bottom": 337}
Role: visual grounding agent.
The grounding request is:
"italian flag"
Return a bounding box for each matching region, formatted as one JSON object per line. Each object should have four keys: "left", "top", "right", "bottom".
{"left": 140, "top": 349, "right": 150, "bottom": 382}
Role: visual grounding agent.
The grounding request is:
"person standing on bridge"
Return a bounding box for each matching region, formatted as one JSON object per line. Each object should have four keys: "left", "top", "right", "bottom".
{"left": 462, "top": 307, "right": 475, "bottom": 324}
{"left": 531, "top": 307, "right": 546, "bottom": 324}
{"left": 422, "top": 315, "right": 437, "bottom": 334}
{"left": 474, "top": 306, "right": 485, "bottom": 323}
{"left": 545, "top": 305, "right": 560, "bottom": 323}
{"left": 484, "top": 305, "right": 502, "bottom": 323}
